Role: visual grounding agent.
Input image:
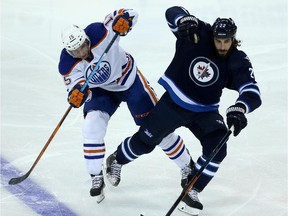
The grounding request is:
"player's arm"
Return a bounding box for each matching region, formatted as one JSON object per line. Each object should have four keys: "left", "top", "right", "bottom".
{"left": 226, "top": 53, "right": 262, "bottom": 136}
{"left": 165, "top": 6, "right": 199, "bottom": 43}
{"left": 228, "top": 53, "right": 262, "bottom": 113}
{"left": 59, "top": 57, "right": 90, "bottom": 108}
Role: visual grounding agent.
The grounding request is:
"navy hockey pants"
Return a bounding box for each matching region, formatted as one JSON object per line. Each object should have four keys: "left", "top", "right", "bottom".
{"left": 121, "top": 91, "right": 228, "bottom": 163}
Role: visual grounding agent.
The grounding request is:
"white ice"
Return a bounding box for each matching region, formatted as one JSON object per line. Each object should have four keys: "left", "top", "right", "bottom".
{"left": 1, "top": 0, "right": 287, "bottom": 216}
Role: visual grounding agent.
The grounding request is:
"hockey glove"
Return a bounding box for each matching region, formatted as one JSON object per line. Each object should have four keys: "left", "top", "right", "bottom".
{"left": 177, "top": 15, "right": 199, "bottom": 44}
{"left": 68, "top": 83, "right": 90, "bottom": 108}
{"left": 112, "top": 12, "right": 132, "bottom": 36}
{"left": 226, "top": 104, "right": 247, "bottom": 136}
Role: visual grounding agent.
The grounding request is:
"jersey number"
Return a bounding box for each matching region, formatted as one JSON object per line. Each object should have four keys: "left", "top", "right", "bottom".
{"left": 249, "top": 68, "right": 255, "bottom": 79}
{"left": 64, "top": 76, "right": 71, "bottom": 85}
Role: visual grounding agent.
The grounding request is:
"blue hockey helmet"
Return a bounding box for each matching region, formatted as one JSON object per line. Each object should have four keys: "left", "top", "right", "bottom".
{"left": 212, "top": 18, "right": 237, "bottom": 38}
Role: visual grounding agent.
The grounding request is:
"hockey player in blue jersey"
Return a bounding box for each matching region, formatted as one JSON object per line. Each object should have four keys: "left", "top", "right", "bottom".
{"left": 58, "top": 8, "right": 192, "bottom": 204}
{"left": 106, "top": 6, "right": 262, "bottom": 215}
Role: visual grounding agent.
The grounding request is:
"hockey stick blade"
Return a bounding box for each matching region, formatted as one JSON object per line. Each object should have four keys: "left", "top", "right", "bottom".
{"left": 7, "top": 105, "right": 73, "bottom": 185}
{"left": 9, "top": 172, "right": 30, "bottom": 185}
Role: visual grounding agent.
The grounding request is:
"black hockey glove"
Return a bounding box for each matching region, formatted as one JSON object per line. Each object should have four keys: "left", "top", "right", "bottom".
{"left": 177, "top": 15, "right": 199, "bottom": 44}
{"left": 226, "top": 104, "right": 247, "bottom": 136}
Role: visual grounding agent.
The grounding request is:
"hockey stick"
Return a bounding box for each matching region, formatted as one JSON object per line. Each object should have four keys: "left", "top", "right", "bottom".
{"left": 8, "top": 33, "right": 119, "bottom": 185}
{"left": 165, "top": 128, "right": 232, "bottom": 216}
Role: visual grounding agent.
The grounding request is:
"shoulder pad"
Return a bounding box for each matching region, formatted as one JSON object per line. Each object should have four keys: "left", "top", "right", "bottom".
{"left": 58, "top": 49, "right": 80, "bottom": 75}
{"left": 85, "top": 23, "right": 107, "bottom": 47}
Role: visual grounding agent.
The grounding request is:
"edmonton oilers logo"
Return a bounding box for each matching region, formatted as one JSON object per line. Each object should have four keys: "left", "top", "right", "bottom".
{"left": 85, "top": 61, "right": 111, "bottom": 85}
{"left": 189, "top": 57, "right": 219, "bottom": 87}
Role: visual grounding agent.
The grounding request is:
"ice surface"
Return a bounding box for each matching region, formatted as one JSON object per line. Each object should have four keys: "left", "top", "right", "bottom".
{"left": 1, "top": 0, "right": 287, "bottom": 215}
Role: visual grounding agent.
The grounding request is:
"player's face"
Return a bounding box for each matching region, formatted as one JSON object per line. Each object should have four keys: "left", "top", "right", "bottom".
{"left": 213, "top": 38, "right": 233, "bottom": 57}
{"left": 70, "top": 40, "right": 90, "bottom": 59}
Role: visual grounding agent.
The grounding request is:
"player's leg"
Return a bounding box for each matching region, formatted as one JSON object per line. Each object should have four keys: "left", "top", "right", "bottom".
{"left": 179, "top": 111, "right": 228, "bottom": 215}
{"left": 128, "top": 72, "right": 193, "bottom": 179}
{"left": 106, "top": 91, "right": 193, "bottom": 186}
{"left": 158, "top": 132, "right": 194, "bottom": 187}
{"left": 83, "top": 88, "right": 120, "bottom": 202}
{"left": 106, "top": 70, "right": 158, "bottom": 186}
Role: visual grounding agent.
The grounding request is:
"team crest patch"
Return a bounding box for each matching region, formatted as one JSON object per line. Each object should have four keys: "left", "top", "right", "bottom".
{"left": 189, "top": 57, "right": 219, "bottom": 87}
{"left": 85, "top": 61, "right": 111, "bottom": 85}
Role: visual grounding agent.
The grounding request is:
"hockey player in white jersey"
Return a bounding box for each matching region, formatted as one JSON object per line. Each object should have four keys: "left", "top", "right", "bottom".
{"left": 58, "top": 8, "right": 193, "bottom": 203}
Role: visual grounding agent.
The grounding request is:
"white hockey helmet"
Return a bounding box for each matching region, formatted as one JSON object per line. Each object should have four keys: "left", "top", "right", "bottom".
{"left": 61, "top": 24, "right": 89, "bottom": 51}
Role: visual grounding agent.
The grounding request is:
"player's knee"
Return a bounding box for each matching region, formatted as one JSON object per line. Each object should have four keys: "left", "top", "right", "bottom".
{"left": 82, "top": 111, "right": 110, "bottom": 142}
{"left": 130, "top": 132, "right": 156, "bottom": 154}
{"left": 138, "top": 127, "right": 163, "bottom": 147}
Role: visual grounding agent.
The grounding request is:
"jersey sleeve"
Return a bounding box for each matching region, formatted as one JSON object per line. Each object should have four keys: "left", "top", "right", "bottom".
{"left": 165, "top": 6, "right": 190, "bottom": 37}
{"left": 58, "top": 50, "right": 86, "bottom": 93}
{"left": 227, "top": 51, "right": 262, "bottom": 113}
{"left": 165, "top": 6, "right": 209, "bottom": 38}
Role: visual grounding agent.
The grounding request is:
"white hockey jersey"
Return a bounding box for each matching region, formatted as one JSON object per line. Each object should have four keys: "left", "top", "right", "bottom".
{"left": 58, "top": 9, "right": 139, "bottom": 93}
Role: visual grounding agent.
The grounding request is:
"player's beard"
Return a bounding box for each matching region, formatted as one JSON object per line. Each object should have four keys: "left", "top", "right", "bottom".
{"left": 216, "top": 46, "right": 233, "bottom": 59}
{"left": 217, "top": 49, "right": 228, "bottom": 56}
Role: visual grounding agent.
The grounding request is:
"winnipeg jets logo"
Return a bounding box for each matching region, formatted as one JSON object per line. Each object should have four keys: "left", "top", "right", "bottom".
{"left": 85, "top": 61, "right": 111, "bottom": 85}
{"left": 197, "top": 63, "right": 211, "bottom": 79}
{"left": 189, "top": 57, "right": 219, "bottom": 87}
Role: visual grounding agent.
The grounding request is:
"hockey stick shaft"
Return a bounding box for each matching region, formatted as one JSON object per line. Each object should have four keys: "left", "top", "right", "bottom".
{"left": 80, "top": 33, "right": 119, "bottom": 91}
{"left": 8, "top": 33, "right": 119, "bottom": 185}
{"left": 8, "top": 106, "right": 72, "bottom": 185}
{"left": 165, "top": 129, "right": 232, "bottom": 216}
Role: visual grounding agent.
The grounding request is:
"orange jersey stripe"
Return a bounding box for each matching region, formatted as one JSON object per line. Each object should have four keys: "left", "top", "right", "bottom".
{"left": 137, "top": 70, "right": 158, "bottom": 104}
{"left": 116, "top": 58, "right": 132, "bottom": 84}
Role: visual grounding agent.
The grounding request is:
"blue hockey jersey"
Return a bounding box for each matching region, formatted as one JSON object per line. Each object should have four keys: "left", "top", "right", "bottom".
{"left": 159, "top": 6, "right": 261, "bottom": 113}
